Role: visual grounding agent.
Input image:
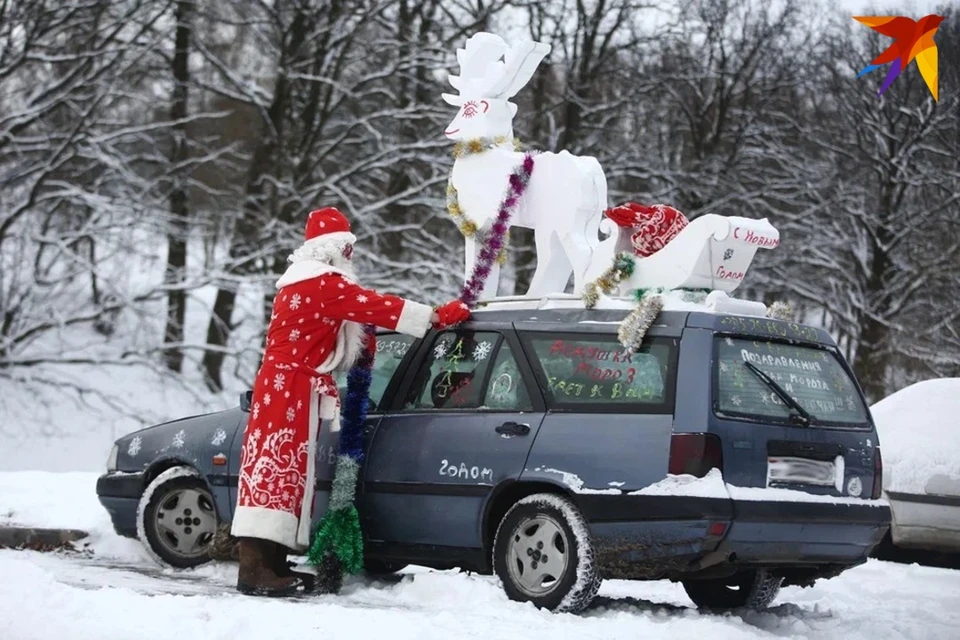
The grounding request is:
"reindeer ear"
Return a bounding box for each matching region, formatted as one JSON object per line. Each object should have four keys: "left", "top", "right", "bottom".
{"left": 491, "top": 41, "right": 551, "bottom": 100}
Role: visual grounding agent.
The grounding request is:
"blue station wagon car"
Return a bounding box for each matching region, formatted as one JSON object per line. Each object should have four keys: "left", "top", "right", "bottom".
{"left": 97, "top": 296, "right": 891, "bottom": 613}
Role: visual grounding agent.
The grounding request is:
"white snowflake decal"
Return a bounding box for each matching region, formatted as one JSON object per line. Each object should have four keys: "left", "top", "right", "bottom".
{"left": 719, "top": 361, "right": 728, "bottom": 372}
{"left": 252, "top": 402, "right": 261, "bottom": 419}
{"left": 433, "top": 341, "right": 449, "bottom": 359}
{"left": 761, "top": 393, "right": 771, "bottom": 405}
{"left": 472, "top": 340, "right": 493, "bottom": 361}
{"left": 725, "top": 337, "right": 735, "bottom": 347}
{"left": 172, "top": 429, "right": 186, "bottom": 448}
{"left": 290, "top": 329, "right": 301, "bottom": 341}
{"left": 289, "top": 294, "right": 302, "bottom": 310}
{"left": 356, "top": 294, "right": 368, "bottom": 303}
{"left": 211, "top": 429, "right": 227, "bottom": 446}
{"left": 264, "top": 392, "right": 272, "bottom": 406}
{"left": 273, "top": 373, "right": 286, "bottom": 391}
{"left": 286, "top": 407, "right": 295, "bottom": 422}
{"left": 731, "top": 395, "right": 742, "bottom": 407}
{"left": 127, "top": 436, "right": 142, "bottom": 457}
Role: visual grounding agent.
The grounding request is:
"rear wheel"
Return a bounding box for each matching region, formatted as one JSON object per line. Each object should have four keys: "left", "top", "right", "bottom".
{"left": 682, "top": 569, "right": 782, "bottom": 611}
{"left": 493, "top": 493, "right": 601, "bottom": 613}
{"left": 137, "top": 467, "right": 219, "bottom": 569}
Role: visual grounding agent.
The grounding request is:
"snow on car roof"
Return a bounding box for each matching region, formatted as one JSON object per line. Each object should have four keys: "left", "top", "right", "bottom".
{"left": 871, "top": 378, "right": 960, "bottom": 496}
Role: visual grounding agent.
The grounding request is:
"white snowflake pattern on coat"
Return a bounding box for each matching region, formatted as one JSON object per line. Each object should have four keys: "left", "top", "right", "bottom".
{"left": 273, "top": 373, "right": 286, "bottom": 391}
{"left": 290, "top": 329, "right": 301, "bottom": 341}
{"left": 290, "top": 294, "right": 302, "bottom": 310}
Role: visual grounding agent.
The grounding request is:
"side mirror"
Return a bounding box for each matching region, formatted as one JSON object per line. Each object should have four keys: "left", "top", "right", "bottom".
{"left": 240, "top": 391, "right": 252, "bottom": 412}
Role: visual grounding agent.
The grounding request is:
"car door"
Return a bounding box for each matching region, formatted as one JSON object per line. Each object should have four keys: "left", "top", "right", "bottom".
{"left": 360, "top": 325, "right": 544, "bottom": 551}
{"left": 310, "top": 331, "right": 418, "bottom": 520}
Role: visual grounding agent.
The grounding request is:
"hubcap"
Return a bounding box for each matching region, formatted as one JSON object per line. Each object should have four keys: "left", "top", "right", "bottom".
{"left": 506, "top": 515, "right": 570, "bottom": 597}
{"left": 154, "top": 487, "right": 217, "bottom": 559}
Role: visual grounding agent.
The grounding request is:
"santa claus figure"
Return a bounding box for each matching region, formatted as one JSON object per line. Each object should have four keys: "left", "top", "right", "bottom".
{"left": 605, "top": 202, "right": 690, "bottom": 257}
{"left": 231, "top": 207, "right": 470, "bottom": 596}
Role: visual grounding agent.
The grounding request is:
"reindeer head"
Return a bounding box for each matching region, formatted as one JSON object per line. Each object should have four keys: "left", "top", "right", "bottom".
{"left": 442, "top": 33, "right": 550, "bottom": 142}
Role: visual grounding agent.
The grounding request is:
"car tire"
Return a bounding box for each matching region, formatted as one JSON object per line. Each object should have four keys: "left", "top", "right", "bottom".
{"left": 137, "top": 467, "right": 220, "bottom": 569}
{"left": 363, "top": 559, "right": 407, "bottom": 576}
{"left": 682, "top": 569, "right": 783, "bottom": 611}
{"left": 492, "top": 493, "right": 601, "bottom": 614}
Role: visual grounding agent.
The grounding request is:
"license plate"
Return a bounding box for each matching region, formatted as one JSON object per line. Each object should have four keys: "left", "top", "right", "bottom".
{"left": 767, "top": 456, "right": 837, "bottom": 487}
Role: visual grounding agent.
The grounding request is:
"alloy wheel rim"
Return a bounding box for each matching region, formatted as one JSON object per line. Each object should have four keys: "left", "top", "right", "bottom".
{"left": 153, "top": 487, "right": 217, "bottom": 559}
{"left": 506, "top": 515, "right": 570, "bottom": 597}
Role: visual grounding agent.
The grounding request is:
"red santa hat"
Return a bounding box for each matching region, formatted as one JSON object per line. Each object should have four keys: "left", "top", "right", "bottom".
{"left": 289, "top": 207, "right": 358, "bottom": 263}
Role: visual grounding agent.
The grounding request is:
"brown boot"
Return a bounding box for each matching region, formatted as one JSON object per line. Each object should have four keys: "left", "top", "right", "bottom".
{"left": 272, "top": 543, "right": 316, "bottom": 592}
{"left": 236, "top": 538, "right": 302, "bottom": 597}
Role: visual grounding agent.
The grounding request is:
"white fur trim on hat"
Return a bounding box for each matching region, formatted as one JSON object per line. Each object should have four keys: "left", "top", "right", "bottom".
{"left": 288, "top": 231, "right": 357, "bottom": 265}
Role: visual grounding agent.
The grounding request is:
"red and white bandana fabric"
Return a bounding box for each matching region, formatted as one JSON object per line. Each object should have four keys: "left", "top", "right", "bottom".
{"left": 604, "top": 202, "right": 690, "bottom": 258}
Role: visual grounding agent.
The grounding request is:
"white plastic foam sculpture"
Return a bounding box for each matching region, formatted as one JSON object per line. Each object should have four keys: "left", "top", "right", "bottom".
{"left": 583, "top": 214, "right": 781, "bottom": 296}
{"left": 442, "top": 32, "right": 609, "bottom": 301}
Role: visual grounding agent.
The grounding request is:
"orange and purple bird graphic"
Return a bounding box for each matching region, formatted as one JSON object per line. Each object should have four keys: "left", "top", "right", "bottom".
{"left": 854, "top": 14, "right": 943, "bottom": 101}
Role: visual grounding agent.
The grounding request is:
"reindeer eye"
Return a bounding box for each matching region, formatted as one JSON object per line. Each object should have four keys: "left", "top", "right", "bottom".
{"left": 462, "top": 101, "right": 479, "bottom": 118}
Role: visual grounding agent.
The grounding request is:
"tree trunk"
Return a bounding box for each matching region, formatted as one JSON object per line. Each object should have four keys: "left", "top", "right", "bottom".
{"left": 163, "top": 0, "right": 193, "bottom": 373}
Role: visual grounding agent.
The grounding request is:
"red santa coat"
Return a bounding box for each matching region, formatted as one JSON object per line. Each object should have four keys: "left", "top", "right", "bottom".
{"left": 231, "top": 260, "right": 433, "bottom": 550}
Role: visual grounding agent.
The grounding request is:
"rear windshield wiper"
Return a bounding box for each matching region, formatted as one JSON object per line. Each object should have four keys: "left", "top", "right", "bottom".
{"left": 741, "top": 360, "right": 816, "bottom": 426}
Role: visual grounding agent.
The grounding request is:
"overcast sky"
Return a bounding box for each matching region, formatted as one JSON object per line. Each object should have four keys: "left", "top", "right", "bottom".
{"left": 834, "top": 0, "right": 948, "bottom": 16}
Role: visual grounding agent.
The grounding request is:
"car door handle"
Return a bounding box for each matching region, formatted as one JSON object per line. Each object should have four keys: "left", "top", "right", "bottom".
{"left": 496, "top": 421, "right": 530, "bottom": 436}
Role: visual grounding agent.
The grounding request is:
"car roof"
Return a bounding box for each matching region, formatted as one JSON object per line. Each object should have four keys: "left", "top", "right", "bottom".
{"left": 381, "top": 295, "right": 836, "bottom": 346}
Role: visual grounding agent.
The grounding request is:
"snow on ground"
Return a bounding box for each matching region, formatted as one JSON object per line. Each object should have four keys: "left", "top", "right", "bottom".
{"left": 2, "top": 471, "right": 960, "bottom": 639}
{"left": 871, "top": 378, "right": 960, "bottom": 495}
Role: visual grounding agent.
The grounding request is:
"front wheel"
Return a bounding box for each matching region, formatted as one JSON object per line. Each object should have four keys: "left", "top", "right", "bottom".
{"left": 137, "top": 467, "right": 219, "bottom": 569}
{"left": 492, "top": 493, "right": 601, "bottom": 613}
{"left": 682, "top": 569, "right": 783, "bottom": 611}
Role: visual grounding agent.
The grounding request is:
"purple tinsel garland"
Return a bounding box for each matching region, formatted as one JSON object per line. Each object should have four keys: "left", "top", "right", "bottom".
{"left": 458, "top": 153, "right": 535, "bottom": 308}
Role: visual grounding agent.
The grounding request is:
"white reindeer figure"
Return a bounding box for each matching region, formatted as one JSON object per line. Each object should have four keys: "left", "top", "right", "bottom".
{"left": 442, "top": 32, "right": 609, "bottom": 300}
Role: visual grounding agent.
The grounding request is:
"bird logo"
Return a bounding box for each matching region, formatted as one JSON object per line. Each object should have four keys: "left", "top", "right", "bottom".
{"left": 854, "top": 14, "right": 944, "bottom": 101}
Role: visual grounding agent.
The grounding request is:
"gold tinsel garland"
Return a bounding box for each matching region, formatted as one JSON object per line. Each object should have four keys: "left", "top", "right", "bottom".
{"left": 618, "top": 293, "right": 665, "bottom": 353}
{"left": 582, "top": 252, "right": 637, "bottom": 308}
{"left": 446, "top": 136, "right": 521, "bottom": 266}
{"left": 766, "top": 300, "right": 793, "bottom": 320}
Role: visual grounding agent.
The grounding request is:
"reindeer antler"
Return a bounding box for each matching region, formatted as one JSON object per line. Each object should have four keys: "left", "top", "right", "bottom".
{"left": 442, "top": 33, "right": 509, "bottom": 106}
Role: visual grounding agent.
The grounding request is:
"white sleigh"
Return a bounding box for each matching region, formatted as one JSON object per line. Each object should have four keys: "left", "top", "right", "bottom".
{"left": 584, "top": 214, "right": 780, "bottom": 296}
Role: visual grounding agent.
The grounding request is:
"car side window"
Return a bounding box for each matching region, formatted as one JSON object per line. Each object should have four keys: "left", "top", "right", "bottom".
{"left": 403, "top": 331, "right": 506, "bottom": 410}
{"left": 335, "top": 332, "right": 415, "bottom": 411}
{"left": 524, "top": 333, "right": 676, "bottom": 412}
{"left": 483, "top": 341, "right": 534, "bottom": 411}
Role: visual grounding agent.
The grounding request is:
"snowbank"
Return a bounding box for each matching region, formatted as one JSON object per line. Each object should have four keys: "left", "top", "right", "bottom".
{"left": 870, "top": 378, "right": 960, "bottom": 496}
{"left": 0, "top": 471, "right": 147, "bottom": 562}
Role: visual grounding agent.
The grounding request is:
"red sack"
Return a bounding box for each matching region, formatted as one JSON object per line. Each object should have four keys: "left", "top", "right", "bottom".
{"left": 604, "top": 202, "right": 689, "bottom": 258}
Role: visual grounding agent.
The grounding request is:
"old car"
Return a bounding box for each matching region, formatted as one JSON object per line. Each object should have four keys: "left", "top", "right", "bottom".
{"left": 870, "top": 378, "right": 960, "bottom": 565}
{"left": 97, "top": 295, "right": 891, "bottom": 613}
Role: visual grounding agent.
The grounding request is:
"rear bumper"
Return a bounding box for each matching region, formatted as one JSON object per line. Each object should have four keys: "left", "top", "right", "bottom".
{"left": 96, "top": 472, "right": 144, "bottom": 538}
{"left": 577, "top": 494, "right": 890, "bottom": 577}
{"left": 717, "top": 500, "right": 891, "bottom": 565}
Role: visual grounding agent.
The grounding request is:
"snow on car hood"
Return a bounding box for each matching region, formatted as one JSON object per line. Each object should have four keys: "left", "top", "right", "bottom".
{"left": 871, "top": 378, "right": 960, "bottom": 497}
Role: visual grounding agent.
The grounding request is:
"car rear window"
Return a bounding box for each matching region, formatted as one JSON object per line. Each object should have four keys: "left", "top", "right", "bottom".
{"left": 525, "top": 334, "right": 676, "bottom": 411}
{"left": 714, "top": 336, "right": 870, "bottom": 426}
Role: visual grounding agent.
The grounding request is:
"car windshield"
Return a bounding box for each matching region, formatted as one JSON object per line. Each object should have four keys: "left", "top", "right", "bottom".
{"left": 714, "top": 336, "right": 870, "bottom": 427}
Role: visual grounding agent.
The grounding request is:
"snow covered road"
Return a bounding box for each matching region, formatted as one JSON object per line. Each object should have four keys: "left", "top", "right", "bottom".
{"left": 2, "top": 472, "right": 959, "bottom": 640}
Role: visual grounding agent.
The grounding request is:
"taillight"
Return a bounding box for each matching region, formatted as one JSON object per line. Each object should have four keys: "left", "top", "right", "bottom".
{"left": 669, "top": 434, "right": 723, "bottom": 477}
{"left": 871, "top": 448, "right": 883, "bottom": 499}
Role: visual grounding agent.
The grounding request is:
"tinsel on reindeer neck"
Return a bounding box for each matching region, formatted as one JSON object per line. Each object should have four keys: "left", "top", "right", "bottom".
{"left": 446, "top": 136, "right": 522, "bottom": 267}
